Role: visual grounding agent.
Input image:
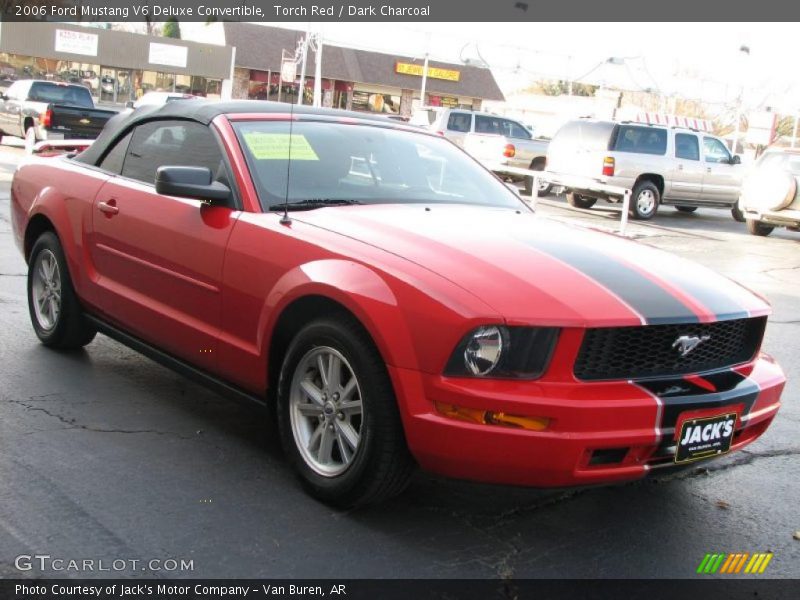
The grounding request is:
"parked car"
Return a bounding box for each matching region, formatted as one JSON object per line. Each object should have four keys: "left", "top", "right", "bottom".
{"left": 128, "top": 91, "right": 202, "bottom": 109}
{"left": 739, "top": 148, "right": 800, "bottom": 236}
{"left": 0, "top": 80, "right": 117, "bottom": 153}
{"left": 11, "top": 101, "right": 784, "bottom": 506}
{"left": 546, "top": 119, "right": 744, "bottom": 220}
{"left": 411, "top": 107, "right": 551, "bottom": 194}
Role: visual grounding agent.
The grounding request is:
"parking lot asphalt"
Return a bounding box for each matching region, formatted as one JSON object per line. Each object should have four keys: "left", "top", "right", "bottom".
{"left": 0, "top": 144, "right": 798, "bottom": 579}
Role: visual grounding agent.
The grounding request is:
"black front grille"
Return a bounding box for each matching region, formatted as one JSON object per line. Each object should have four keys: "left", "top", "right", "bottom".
{"left": 574, "top": 317, "right": 766, "bottom": 381}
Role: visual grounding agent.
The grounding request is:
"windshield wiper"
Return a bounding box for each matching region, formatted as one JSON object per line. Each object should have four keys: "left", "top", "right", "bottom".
{"left": 269, "top": 198, "right": 363, "bottom": 211}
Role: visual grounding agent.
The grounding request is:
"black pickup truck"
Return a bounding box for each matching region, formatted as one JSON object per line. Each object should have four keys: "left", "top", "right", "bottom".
{"left": 0, "top": 80, "right": 117, "bottom": 152}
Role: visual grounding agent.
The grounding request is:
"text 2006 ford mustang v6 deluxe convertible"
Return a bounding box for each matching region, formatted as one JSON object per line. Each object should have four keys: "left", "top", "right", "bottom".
{"left": 11, "top": 101, "right": 785, "bottom": 506}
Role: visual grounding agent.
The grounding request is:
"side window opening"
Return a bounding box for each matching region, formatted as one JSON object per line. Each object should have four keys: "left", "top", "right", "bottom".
{"left": 447, "top": 113, "right": 471, "bottom": 133}
{"left": 98, "top": 130, "right": 133, "bottom": 175}
{"left": 675, "top": 133, "right": 700, "bottom": 161}
{"left": 120, "top": 120, "right": 225, "bottom": 186}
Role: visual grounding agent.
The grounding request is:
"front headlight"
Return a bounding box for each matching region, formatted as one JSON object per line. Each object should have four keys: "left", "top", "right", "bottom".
{"left": 444, "top": 326, "right": 559, "bottom": 379}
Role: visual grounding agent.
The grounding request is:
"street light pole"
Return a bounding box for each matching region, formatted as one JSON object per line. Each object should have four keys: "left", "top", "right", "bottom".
{"left": 313, "top": 34, "right": 323, "bottom": 108}
{"left": 731, "top": 45, "right": 750, "bottom": 154}
{"left": 420, "top": 52, "right": 429, "bottom": 108}
{"left": 296, "top": 34, "right": 308, "bottom": 106}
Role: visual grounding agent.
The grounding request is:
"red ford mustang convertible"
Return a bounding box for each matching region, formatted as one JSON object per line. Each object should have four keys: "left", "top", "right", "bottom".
{"left": 10, "top": 102, "right": 785, "bottom": 506}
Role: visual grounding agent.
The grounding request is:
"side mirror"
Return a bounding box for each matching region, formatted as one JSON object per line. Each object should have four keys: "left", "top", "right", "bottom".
{"left": 0, "top": 93, "right": 8, "bottom": 101}
{"left": 155, "top": 166, "right": 230, "bottom": 204}
{"left": 730, "top": 155, "right": 741, "bottom": 165}
{"left": 124, "top": 101, "right": 134, "bottom": 109}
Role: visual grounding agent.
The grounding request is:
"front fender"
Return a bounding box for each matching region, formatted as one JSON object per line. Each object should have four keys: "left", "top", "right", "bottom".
{"left": 262, "top": 259, "right": 419, "bottom": 370}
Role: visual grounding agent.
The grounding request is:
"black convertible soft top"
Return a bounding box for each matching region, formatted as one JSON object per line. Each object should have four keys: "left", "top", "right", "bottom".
{"left": 75, "top": 100, "right": 401, "bottom": 166}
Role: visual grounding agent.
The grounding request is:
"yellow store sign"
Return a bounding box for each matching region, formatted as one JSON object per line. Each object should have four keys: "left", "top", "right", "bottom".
{"left": 395, "top": 62, "right": 461, "bottom": 82}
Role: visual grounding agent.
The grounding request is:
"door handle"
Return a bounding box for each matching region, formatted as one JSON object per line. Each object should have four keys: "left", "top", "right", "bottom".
{"left": 677, "top": 164, "right": 683, "bottom": 170}
{"left": 706, "top": 167, "right": 712, "bottom": 173}
{"left": 98, "top": 199, "right": 119, "bottom": 216}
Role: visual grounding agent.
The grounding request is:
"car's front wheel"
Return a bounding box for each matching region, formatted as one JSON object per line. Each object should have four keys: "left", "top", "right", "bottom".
{"left": 28, "top": 232, "right": 96, "bottom": 349}
{"left": 731, "top": 204, "right": 745, "bottom": 222}
{"left": 566, "top": 192, "right": 597, "bottom": 209}
{"left": 277, "top": 316, "right": 414, "bottom": 507}
{"left": 746, "top": 219, "right": 774, "bottom": 237}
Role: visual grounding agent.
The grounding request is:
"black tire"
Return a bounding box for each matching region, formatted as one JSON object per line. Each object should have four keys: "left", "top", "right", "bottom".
{"left": 630, "top": 180, "right": 660, "bottom": 220}
{"left": 277, "top": 316, "right": 414, "bottom": 507}
{"left": 731, "top": 204, "right": 745, "bottom": 223}
{"left": 746, "top": 219, "right": 774, "bottom": 237}
{"left": 523, "top": 161, "right": 552, "bottom": 196}
{"left": 27, "top": 232, "right": 96, "bottom": 349}
{"left": 675, "top": 206, "right": 697, "bottom": 213}
{"left": 566, "top": 192, "right": 597, "bottom": 209}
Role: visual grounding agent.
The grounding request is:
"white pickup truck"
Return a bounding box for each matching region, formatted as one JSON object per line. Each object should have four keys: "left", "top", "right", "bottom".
{"left": 411, "top": 108, "right": 551, "bottom": 194}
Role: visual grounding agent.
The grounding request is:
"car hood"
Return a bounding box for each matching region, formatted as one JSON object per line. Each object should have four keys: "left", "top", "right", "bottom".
{"left": 296, "top": 203, "right": 769, "bottom": 327}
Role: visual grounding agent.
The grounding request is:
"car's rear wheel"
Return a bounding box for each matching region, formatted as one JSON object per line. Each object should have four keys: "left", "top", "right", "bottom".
{"left": 277, "top": 316, "right": 414, "bottom": 507}
{"left": 675, "top": 206, "right": 697, "bottom": 213}
{"left": 731, "top": 204, "right": 745, "bottom": 222}
{"left": 746, "top": 219, "right": 774, "bottom": 237}
{"left": 28, "top": 232, "right": 96, "bottom": 349}
{"left": 566, "top": 192, "right": 597, "bottom": 209}
{"left": 524, "top": 161, "right": 552, "bottom": 196}
{"left": 630, "top": 181, "right": 660, "bottom": 220}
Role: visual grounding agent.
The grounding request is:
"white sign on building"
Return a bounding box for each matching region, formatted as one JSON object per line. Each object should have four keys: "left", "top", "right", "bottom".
{"left": 148, "top": 43, "right": 188, "bottom": 68}
{"left": 54, "top": 29, "right": 98, "bottom": 57}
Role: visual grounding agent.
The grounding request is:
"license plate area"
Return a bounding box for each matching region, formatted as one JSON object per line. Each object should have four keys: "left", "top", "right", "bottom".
{"left": 675, "top": 412, "right": 737, "bottom": 464}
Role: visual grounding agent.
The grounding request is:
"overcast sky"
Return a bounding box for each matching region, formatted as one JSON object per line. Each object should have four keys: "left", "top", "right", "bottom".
{"left": 254, "top": 22, "right": 800, "bottom": 113}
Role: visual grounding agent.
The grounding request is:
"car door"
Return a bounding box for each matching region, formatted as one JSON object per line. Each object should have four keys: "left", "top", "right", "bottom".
{"left": 702, "top": 136, "right": 740, "bottom": 202}
{"left": 666, "top": 132, "right": 704, "bottom": 201}
{"left": 88, "top": 119, "right": 239, "bottom": 372}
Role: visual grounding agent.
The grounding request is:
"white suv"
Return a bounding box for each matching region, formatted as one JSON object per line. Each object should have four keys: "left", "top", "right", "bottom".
{"left": 546, "top": 119, "right": 743, "bottom": 220}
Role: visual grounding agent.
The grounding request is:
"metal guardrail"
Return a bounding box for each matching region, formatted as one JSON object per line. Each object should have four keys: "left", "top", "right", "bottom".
{"left": 485, "top": 162, "right": 633, "bottom": 235}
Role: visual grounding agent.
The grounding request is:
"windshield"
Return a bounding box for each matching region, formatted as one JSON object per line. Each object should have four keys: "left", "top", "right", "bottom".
{"left": 233, "top": 120, "right": 523, "bottom": 211}
{"left": 29, "top": 82, "right": 93, "bottom": 108}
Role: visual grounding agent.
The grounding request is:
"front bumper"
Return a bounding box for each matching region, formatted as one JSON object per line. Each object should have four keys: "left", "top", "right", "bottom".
{"left": 390, "top": 355, "right": 784, "bottom": 487}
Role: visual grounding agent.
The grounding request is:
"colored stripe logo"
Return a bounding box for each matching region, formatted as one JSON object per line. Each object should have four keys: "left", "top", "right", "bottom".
{"left": 697, "top": 552, "right": 773, "bottom": 574}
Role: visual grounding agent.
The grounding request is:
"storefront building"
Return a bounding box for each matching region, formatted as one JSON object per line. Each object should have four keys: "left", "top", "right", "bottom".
{"left": 223, "top": 24, "right": 504, "bottom": 117}
{"left": 0, "top": 22, "right": 233, "bottom": 105}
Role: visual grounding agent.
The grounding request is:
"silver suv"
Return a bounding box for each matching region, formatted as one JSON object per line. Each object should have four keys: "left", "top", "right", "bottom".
{"left": 546, "top": 119, "right": 743, "bottom": 219}
{"left": 411, "top": 107, "right": 550, "bottom": 194}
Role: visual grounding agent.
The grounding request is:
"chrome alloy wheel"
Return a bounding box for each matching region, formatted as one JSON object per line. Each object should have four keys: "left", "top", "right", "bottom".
{"left": 637, "top": 189, "right": 656, "bottom": 216}
{"left": 31, "top": 249, "right": 61, "bottom": 331}
{"left": 289, "top": 346, "right": 364, "bottom": 477}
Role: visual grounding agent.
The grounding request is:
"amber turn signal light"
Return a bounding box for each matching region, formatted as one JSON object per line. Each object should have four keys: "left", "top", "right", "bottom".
{"left": 435, "top": 402, "right": 550, "bottom": 431}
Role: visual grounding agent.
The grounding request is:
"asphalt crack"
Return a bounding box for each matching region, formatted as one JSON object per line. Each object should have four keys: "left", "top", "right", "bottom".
{"left": 7, "top": 397, "right": 195, "bottom": 440}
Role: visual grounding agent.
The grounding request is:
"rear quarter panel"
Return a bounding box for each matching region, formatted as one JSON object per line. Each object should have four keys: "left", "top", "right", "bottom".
{"left": 11, "top": 157, "right": 110, "bottom": 305}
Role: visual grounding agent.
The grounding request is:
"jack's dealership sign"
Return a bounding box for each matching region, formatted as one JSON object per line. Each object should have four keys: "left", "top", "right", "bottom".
{"left": 4, "top": 0, "right": 795, "bottom": 21}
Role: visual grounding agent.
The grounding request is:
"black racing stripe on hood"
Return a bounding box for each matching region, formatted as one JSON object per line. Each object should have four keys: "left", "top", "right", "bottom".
{"left": 516, "top": 234, "right": 699, "bottom": 325}
{"left": 641, "top": 267, "right": 751, "bottom": 321}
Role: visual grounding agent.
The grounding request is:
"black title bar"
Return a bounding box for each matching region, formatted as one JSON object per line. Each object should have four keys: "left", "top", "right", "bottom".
{"left": 3, "top": 0, "right": 800, "bottom": 22}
